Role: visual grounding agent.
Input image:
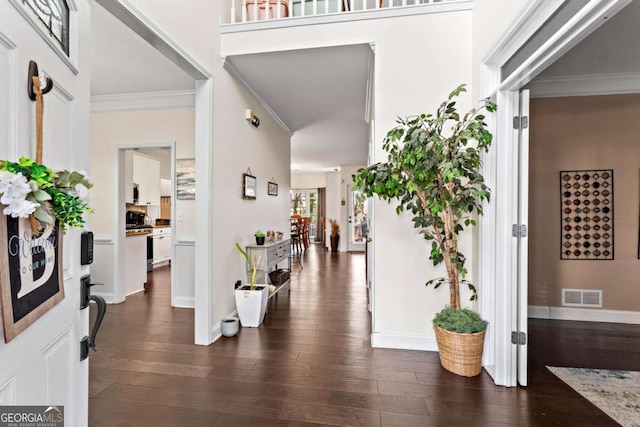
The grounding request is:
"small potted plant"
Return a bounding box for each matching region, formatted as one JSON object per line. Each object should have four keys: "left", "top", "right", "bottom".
{"left": 354, "top": 85, "right": 495, "bottom": 376}
{"left": 235, "top": 243, "right": 269, "bottom": 327}
{"left": 255, "top": 230, "right": 265, "bottom": 245}
{"left": 328, "top": 219, "right": 339, "bottom": 252}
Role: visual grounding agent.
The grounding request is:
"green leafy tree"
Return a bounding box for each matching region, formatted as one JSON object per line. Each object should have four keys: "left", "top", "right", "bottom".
{"left": 353, "top": 85, "right": 496, "bottom": 310}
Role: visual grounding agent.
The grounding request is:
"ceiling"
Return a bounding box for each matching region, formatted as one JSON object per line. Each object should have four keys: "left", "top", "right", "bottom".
{"left": 225, "top": 45, "right": 372, "bottom": 172}
{"left": 534, "top": 1, "right": 640, "bottom": 80}
{"left": 91, "top": 6, "right": 370, "bottom": 173}
{"left": 90, "top": 0, "right": 639, "bottom": 171}
{"left": 90, "top": 3, "right": 194, "bottom": 96}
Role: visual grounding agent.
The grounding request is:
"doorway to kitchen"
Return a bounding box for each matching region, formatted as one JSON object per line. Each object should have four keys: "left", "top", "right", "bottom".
{"left": 115, "top": 142, "right": 179, "bottom": 307}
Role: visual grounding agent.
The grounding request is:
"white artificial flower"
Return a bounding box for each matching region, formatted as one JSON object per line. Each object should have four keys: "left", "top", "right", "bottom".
{"left": 0, "top": 170, "right": 15, "bottom": 194}
{"left": 0, "top": 172, "right": 31, "bottom": 205}
{"left": 3, "top": 198, "right": 38, "bottom": 218}
{"left": 73, "top": 183, "right": 89, "bottom": 201}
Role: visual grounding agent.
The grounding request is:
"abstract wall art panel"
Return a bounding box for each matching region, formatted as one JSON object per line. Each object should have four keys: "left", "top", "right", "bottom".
{"left": 560, "top": 170, "right": 614, "bottom": 260}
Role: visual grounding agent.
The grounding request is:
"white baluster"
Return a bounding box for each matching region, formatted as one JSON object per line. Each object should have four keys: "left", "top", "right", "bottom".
{"left": 363, "top": 0, "right": 368, "bottom": 11}
{"left": 253, "top": 0, "right": 258, "bottom": 20}
{"left": 231, "top": 0, "right": 236, "bottom": 23}
{"left": 402, "top": 0, "right": 407, "bottom": 6}
{"left": 377, "top": 0, "right": 381, "bottom": 9}
{"left": 414, "top": 0, "right": 419, "bottom": 5}
{"left": 313, "top": 0, "right": 317, "bottom": 15}
{"left": 325, "top": 0, "right": 329, "bottom": 14}
{"left": 277, "top": 0, "right": 282, "bottom": 18}
{"left": 242, "top": 0, "right": 247, "bottom": 22}
{"left": 266, "top": 0, "right": 271, "bottom": 19}
{"left": 301, "top": 0, "right": 305, "bottom": 16}
{"left": 390, "top": 0, "right": 394, "bottom": 7}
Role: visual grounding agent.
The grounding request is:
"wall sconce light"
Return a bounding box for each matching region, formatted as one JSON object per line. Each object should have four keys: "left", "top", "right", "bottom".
{"left": 245, "top": 109, "right": 260, "bottom": 128}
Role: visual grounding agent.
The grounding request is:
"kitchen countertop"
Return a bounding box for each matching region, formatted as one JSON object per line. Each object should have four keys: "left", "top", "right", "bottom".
{"left": 126, "top": 229, "right": 152, "bottom": 237}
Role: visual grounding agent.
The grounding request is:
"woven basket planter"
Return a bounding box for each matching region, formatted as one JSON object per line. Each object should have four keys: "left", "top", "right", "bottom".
{"left": 434, "top": 324, "right": 486, "bottom": 377}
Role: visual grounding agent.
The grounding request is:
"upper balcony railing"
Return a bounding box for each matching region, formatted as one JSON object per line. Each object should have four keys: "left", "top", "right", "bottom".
{"left": 223, "top": 0, "right": 465, "bottom": 25}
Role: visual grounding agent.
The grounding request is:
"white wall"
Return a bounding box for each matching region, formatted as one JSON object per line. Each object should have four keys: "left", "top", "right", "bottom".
{"left": 472, "top": 0, "right": 530, "bottom": 100}
{"left": 222, "top": 10, "right": 475, "bottom": 347}
{"left": 125, "top": 1, "right": 292, "bottom": 336}
{"left": 291, "top": 172, "right": 327, "bottom": 189}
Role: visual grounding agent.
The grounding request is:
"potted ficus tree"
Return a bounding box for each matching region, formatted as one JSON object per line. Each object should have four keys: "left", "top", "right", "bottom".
{"left": 235, "top": 243, "right": 269, "bottom": 327}
{"left": 353, "top": 85, "right": 496, "bottom": 377}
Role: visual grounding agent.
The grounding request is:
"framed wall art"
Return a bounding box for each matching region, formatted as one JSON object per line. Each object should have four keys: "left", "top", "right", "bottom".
{"left": 176, "top": 158, "right": 196, "bottom": 200}
{"left": 243, "top": 172, "right": 257, "bottom": 200}
{"left": 0, "top": 217, "right": 64, "bottom": 342}
{"left": 560, "top": 170, "right": 614, "bottom": 260}
{"left": 268, "top": 180, "right": 278, "bottom": 196}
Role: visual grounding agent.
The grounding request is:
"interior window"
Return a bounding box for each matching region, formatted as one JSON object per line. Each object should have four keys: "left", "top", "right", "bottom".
{"left": 23, "top": 0, "right": 70, "bottom": 55}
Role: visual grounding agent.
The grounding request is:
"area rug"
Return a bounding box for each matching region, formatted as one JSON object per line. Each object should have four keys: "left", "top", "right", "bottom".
{"left": 548, "top": 366, "right": 640, "bottom": 427}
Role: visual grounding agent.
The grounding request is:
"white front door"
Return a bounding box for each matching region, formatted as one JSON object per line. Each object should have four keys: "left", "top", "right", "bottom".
{"left": 0, "top": 1, "right": 90, "bottom": 425}
{"left": 347, "top": 185, "right": 367, "bottom": 252}
{"left": 515, "top": 89, "right": 530, "bottom": 386}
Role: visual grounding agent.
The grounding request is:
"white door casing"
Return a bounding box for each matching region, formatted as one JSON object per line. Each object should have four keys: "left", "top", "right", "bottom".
{"left": 0, "top": 1, "right": 90, "bottom": 425}
{"left": 516, "top": 89, "right": 530, "bottom": 387}
{"left": 479, "top": 0, "right": 631, "bottom": 387}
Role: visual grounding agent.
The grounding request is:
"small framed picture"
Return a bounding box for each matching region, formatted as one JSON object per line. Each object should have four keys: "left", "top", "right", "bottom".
{"left": 243, "top": 173, "right": 257, "bottom": 199}
{"left": 268, "top": 181, "right": 278, "bottom": 196}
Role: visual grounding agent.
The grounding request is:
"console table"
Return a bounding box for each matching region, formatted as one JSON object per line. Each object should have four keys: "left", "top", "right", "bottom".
{"left": 245, "top": 239, "right": 291, "bottom": 300}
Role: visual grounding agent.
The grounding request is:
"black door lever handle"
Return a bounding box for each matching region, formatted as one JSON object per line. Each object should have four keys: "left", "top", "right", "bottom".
{"left": 89, "top": 295, "right": 106, "bottom": 351}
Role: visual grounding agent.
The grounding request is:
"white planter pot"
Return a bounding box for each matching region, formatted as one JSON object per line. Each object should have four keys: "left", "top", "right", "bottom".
{"left": 234, "top": 285, "right": 268, "bottom": 327}
{"left": 221, "top": 317, "right": 239, "bottom": 337}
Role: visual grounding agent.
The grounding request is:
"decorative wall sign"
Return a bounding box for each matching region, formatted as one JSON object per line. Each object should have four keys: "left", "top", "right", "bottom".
{"left": 176, "top": 158, "right": 195, "bottom": 200}
{"left": 243, "top": 171, "right": 257, "bottom": 200}
{"left": 560, "top": 170, "right": 614, "bottom": 260}
{"left": 268, "top": 179, "right": 278, "bottom": 196}
{"left": 0, "top": 217, "right": 64, "bottom": 342}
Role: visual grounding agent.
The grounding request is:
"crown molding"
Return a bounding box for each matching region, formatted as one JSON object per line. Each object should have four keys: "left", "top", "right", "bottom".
{"left": 222, "top": 57, "right": 294, "bottom": 137}
{"left": 528, "top": 72, "right": 640, "bottom": 98}
{"left": 91, "top": 90, "right": 195, "bottom": 112}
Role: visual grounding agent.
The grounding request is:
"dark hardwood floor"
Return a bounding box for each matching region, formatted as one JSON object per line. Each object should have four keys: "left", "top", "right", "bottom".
{"left": 89, "top": 246, "right": 639, "bottom": 426}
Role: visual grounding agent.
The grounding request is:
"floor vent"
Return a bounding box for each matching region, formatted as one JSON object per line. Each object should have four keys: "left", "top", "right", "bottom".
{"left": 562, "top": 289, "right": 602, "bottom": 308}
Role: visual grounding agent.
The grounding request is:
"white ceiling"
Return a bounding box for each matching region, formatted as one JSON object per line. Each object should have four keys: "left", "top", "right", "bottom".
{"left": 91, "top": 5, "right": 369, "bottom": 173}
{"left": 225, "top": 45, "right": 372, "bottom": 172}
{"left": 90, "top": 3, "right": 194, "bottom": 96}
{"left": 535, "top": 1, "right": 640, "bottom": 79}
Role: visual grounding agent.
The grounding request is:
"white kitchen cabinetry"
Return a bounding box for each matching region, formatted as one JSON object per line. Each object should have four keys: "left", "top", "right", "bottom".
{"left": 133, "top": 154, "right": 161, "bottom": 205}
{"left": 152, "top": 227, "right": 172, "bottom": 266}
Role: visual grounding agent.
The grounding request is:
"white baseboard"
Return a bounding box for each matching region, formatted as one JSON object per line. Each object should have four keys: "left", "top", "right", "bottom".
{"left": 211, "top": 310, "right": 239, "bottom": 344}
{"left": 91, "top": 292, "right": 115, "bottom": 304}
{"left": 529, "top": 305, "right": 640, "bottom": 325}
{"left": 371, "top": 332, "right": 438, "bottom": 352}
{"left": 126, "top": 288, "right": 144, "bottom": 297}
{"left": 173, "top": 296, "right": 195, "bottom": 309}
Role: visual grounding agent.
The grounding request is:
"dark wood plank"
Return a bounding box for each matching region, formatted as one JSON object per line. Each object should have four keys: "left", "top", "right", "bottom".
{"left": 89, "top": 245, "right": 640, "bottom": 426}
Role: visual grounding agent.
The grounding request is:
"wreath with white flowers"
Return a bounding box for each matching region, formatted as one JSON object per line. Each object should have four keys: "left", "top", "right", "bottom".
{"left": 0, "top": 157, "right": 93, "bottom": 231}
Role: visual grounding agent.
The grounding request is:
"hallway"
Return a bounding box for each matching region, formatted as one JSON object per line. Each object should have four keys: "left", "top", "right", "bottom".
{"left": 89, "top": 246, "right": 623, "bottom": 426}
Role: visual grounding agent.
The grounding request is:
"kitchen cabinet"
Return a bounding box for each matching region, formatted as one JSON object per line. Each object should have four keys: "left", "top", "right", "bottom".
{"left": 124, "top": 233, "right": 147, "bottom": 296}
{"left": 152, "top": 227, "right": 172, "bottom": 266}
{"left": 133, "top": 154, "right": 160, "bottom": 205}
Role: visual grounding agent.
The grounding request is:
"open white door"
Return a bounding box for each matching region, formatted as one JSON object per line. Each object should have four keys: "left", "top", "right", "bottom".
{"left": 515, "top": 89, "right": 530, "bottom": 386}
{"left": 347, "top": 186, "right": 368, "bottom": 252}
{"left": 0, "top": 1, "right": 90, "bottom": 424}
